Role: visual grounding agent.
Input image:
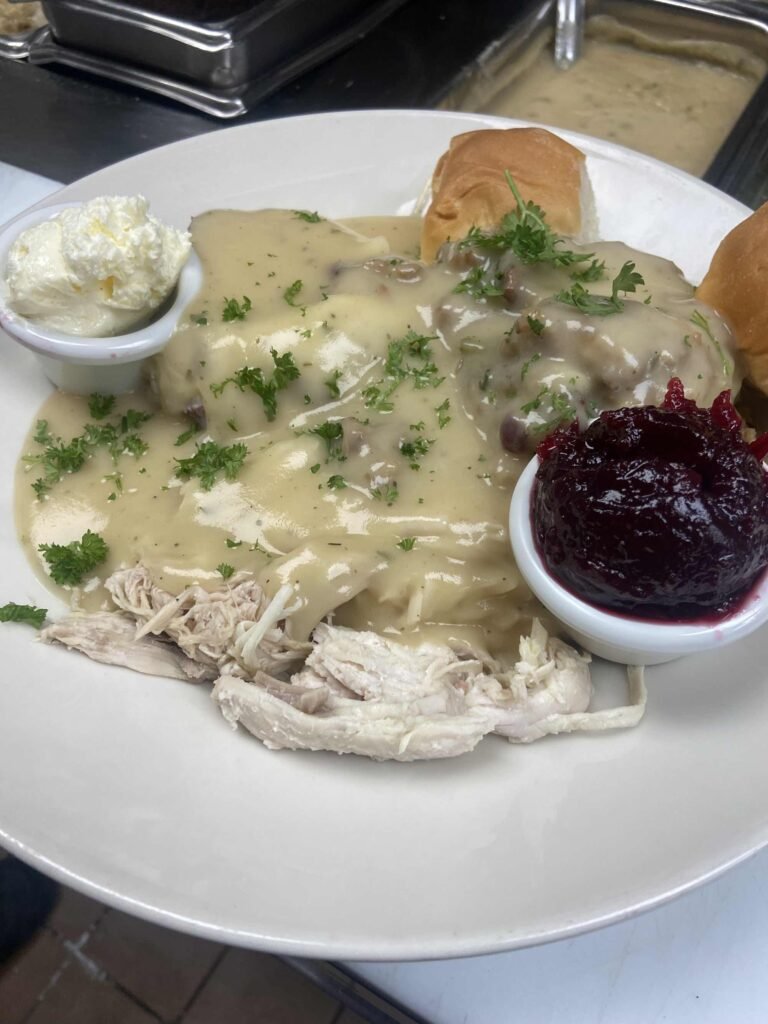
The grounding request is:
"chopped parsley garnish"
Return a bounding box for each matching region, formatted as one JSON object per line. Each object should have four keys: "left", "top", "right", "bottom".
{"left": 453, "top": 266, "right": 504, "bottom": 300}
{"left": 526, "top": 316, "right": 545, "bottom": 337}
{"left": 217, "top": 563, "right": 235, "bottom": 579}
{"left": 222, "top": 296, "right": 252, "bottom": 322}
{"left": 120, "top": 409, "right": 151, "bottom": 433}
{"left": 293, "top": 210, "right": 323, "bottom": 223}
{"left": 521, "top": 352, "right": 542, "bottom": 380}
{"left": 26, "top": 407, "right": 151, "bottom": 496}
{"left": 570, "top": 259, "right": 606, "bottom": 283}
{"left": 175, "top": 422, "right": 201, "bottom": 446}
{"left": 39, "top": 530, "right": 108, "bottom": 586}
{"left": 461, "top": 172, "right": 596, "bottom": 270}
{"left": 371, "top": 483, "right": 399, "bottom": 505}
{"left": 0, "top": 603, "right": 47, "bottom": 628}
{"left": 309, "top": 420, "right": 344, "bottom": 460}
{"left": 122, "top": 435, "right": 149, "bottom": 458}
{"left": 555, "top": 261, "right": 645, "bottom": 317}
{"left": 521, "top": 387, "right": 549, "bottom": 414}
{"left": 225, "top": 538, "right": 242, "bottom": 548}
{"left": 327, "top": 474, "right": 347, "bottom": 490}
{"left": 435, "top": 398, "right": 451, "bottom": 429}
{"left": 105, "top": 472, "right": 123, "bottom": 494}
{"left": 363, "top": 331, "right": 443, "bottom": 413}
{"left": 690, "top": 310, "right": 732, "bottom": 377}
{"left": 211, "top": 349, "right": 300, "bottom": 421}
{"left": 397, "top": 537, "right": 416, "bottom": 551}
{"left": 399, "top": 434, "right": 434, "bottom": 470}
{"left": 521, "top": 386, "right": 577, "bottom": 432}
{"left": 310, "top": 463, "right": 321, "bottom": 474}
{"left": 324, "top": 369, "right": 342, "bottom": 399}
{"left": 174, "top": 441, "right": 248, "bottom": 491}
{"left": 283, "top": 279, "right": 304, "bottom": 308}
{"left": 191, "top": 312, "right": 208, "bottom": 326}
{"left": 88, "top": 394, "right": 115, "bottom": 420}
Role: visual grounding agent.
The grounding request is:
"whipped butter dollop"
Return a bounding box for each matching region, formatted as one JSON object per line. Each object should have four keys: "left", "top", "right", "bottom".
{"left": 4, "top": 195, "right": 191, "bottom": 337}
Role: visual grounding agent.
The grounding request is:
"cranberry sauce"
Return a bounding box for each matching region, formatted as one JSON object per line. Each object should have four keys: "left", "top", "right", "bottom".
{"left": 533, "top": 379, "right": 768, "bottom": 619}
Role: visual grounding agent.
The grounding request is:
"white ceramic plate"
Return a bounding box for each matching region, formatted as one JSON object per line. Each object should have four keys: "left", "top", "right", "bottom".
{"left": 0, "top": 111, "right": 764, "bottom": 962}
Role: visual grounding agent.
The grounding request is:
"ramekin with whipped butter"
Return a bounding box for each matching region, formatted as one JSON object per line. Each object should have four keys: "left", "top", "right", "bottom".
{"left": 0, "top": 196, "right": 202, "bottom": 394}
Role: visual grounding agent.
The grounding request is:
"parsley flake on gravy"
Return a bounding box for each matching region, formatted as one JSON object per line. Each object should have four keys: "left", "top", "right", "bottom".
{"left": 222, "top": 296, "right": 252, "bottom": 322}
{"left": 556, "top": 261, "right": 645, "bottom": 317}
{"left": 309, "top": 421, "right": 345, "bottom": 460}
{"left": 39, "top": 530, "right": 108, "bottom": 587}
{"left": 174, "top": 441, "right": 248, "bottom": 491}
{"left": 283, "top": 279, "right": 304, "bottom": 308}
{"left": 88, "top": 393, "right": 115, "bottom": 420}
{"left": 211, "top": 349, "right": 300, "bottom": 422}
{"left": 25, "top": 406, "right": 151, "bottom": 497}
{"left": 293, "top": 211, "right": 324, "bottom": 223}
{"left": 362, "top": 331, "right": 443, "bottom": 413}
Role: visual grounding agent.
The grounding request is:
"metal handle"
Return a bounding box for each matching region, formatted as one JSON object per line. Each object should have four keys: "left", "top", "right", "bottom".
{"left": 554, "top": 0, "right": 585, "bottom": 69}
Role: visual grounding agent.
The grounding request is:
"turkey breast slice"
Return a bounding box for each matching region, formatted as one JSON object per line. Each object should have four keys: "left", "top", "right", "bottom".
{"left": 43, "top": 567, "right": 646, "bottom": 760}
{"left": 41, "top": 611, "right": 213, "bottom": 682}
{"left": 211, "top": 621, "right": 645, "bottom": 760}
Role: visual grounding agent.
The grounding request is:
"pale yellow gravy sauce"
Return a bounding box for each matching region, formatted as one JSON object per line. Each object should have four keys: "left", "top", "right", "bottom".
{"left": 15, "top": 210, "right": 737, "bottom": 660}
{"left": 466, "top": 21, "right": 765, "bottom": 176}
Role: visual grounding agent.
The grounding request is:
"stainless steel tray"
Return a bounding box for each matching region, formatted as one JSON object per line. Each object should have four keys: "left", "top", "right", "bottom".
{"left": 438, "top": 0, "right": 768, "bottom": 207}
{"left": 39, "top": 0, "right": 407, "bottom": 89}
{"left": 0, "top": 23, "right": 45, "bottom": 59}
{"left": 27, "top": 27, "right": 249, "bottom": 116}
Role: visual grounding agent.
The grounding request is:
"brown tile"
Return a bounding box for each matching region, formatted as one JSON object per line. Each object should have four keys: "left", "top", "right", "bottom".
{"left": 24, "top": 959, "right": 158, "bottom": 1024}
{"left": 84, "top": 909, "right": 221, "bottom": 1022}
{"left": 0, "top": 930, "right": 68, "bottom": 1024}
{"left": 183, "top": 949, "right": 339, "bottom": 1024}
{"left": 47, "top": 885, "right": 106, "bottom": 943}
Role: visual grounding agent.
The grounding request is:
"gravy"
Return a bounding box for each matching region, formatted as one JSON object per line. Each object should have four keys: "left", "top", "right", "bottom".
{"left": 16, "top": 210, "right": 737, "bottom": 661}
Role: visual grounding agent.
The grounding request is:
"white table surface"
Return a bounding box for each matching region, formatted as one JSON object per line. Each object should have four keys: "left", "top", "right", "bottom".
{"left": 3, "top": 162, "right": 768, "bottom": 1024}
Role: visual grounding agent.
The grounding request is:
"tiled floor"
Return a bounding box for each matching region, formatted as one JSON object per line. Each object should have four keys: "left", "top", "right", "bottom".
{"left": 0, "top": 882, "right": 368, "bottom": 1024}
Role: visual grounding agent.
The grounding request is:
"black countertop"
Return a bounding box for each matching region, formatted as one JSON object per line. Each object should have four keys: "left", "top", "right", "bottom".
{"left": 0, "top": 0, "right": 525, "bottom": 184}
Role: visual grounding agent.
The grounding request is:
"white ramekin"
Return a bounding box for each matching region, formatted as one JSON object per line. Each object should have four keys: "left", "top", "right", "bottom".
{"left": 509, "top": 455, "right": 768, "bottom": 665}
{"left": 0, "top": 201, "right": 202, "bottom": 394}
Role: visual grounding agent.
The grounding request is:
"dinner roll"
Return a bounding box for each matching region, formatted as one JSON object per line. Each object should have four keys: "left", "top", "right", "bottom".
{"left": 421, "top": 127, "right": 595, "bottom": 262}
{"left": 697, "top": 201, "right": 768, "bottom": 395}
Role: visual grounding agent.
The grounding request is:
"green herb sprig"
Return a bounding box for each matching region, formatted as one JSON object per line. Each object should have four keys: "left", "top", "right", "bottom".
{"left": 222, "top": 296, "right": 252, "bottom": 322}
{"left": 362, "top": 331, "right": 443, "bottom": 413}
{"left": 309, "top": 420, "right": 345, "bottom": 461}
{"left": 555, "top": 261, "right": 644, "bottom": 317}
{"left": 211, "top": 349, "right": 300, "bottom": 421}
{"left": 39, "top": 530, "right": 108, "bottom": 586}
{"left": 0, "top": 603, "right": 47, "bottom": 628}
{"left": 174, "top": 441, "right": 248, "bottom": 491}
{"left": 461, "top": 172, "right": 596, "bottom": 270}
{"left": 26, "top": 405, "right": 151, "bottom": 497}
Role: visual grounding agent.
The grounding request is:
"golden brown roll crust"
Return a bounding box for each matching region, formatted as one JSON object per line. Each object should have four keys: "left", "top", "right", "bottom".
{"left": 697, "top": 201, "right": 768, "bottom": 394}
{"left": 421, "top": 128, "right": 587, "bottom": 263}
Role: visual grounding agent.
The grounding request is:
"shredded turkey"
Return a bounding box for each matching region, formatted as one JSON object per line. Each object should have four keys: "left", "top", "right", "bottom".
{"left": 41, "top": 565, "right": 646, "bottom": 761}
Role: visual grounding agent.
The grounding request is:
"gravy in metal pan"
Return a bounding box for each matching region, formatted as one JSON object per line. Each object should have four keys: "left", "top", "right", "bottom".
{"left": 455, "top": 18, "right": 766, "bottom": 176}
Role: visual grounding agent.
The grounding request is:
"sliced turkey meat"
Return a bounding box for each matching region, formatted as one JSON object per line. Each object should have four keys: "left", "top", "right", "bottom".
{"left": 41, "top": 566, "right": 646, "bottom": 761}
